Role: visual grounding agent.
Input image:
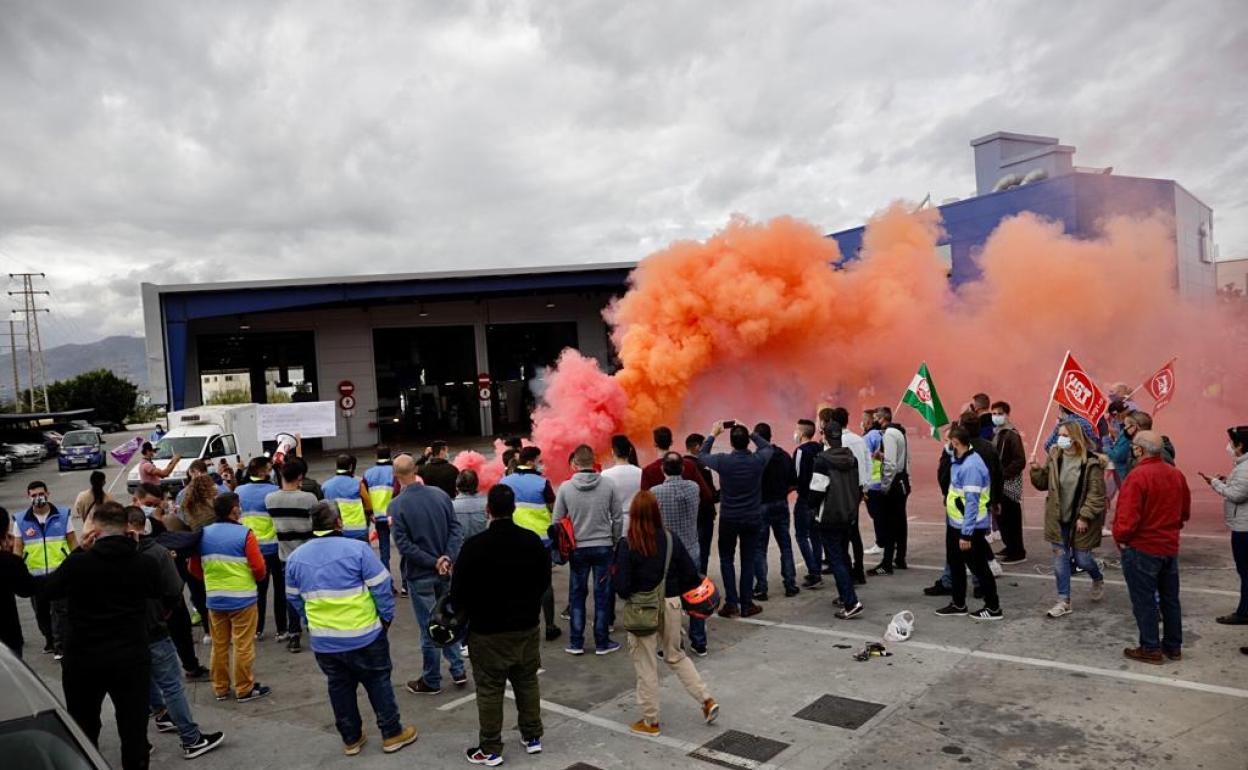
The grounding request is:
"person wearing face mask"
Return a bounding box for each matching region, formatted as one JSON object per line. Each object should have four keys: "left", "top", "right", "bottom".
{"left": 1029, "top": 422, "right": 1107, "bottom": 618}
{"left": 1044, "top": 407, "right": 1099, "bottom": 453}
{"left": 991, "top": 402, "right": 1027, "bottom": 564}
{"left": 500, "top": 445, "right": 562, "bottom": 642}
{"left": 934, "top": 425, "right": 1002, "bottom": 620}
{"left": 1200, "top": 426, "right": 1248, "bottom": 627}
{"left": 1114, "top": 430, "right": 1190, "bottom": 664}
{"left": 14, "top": 480, "right": 75, "bottom": 659}
{"left": 1106, "top": 410, "right": 1176, "bottom": 479}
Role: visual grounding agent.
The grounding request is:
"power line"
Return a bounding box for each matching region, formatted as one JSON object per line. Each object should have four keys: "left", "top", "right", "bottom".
{"left": 9, "top": 273, "right": 51, "bottom": 413}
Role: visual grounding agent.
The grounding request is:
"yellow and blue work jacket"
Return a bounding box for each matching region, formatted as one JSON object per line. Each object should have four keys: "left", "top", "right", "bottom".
{"left": 18, "top": 506, "right": 71, "bottom": 577}
{"left": 285, "top": 532, "right": 394, "bottom": 654}
{"left": 363, "top": 463, "right": 395, "bottom": 524}
{"left": 323, "top": 473, "right": 369, "bottom": 541}
{"left": 946, "top": 449, "right": 991, "bottom": 536}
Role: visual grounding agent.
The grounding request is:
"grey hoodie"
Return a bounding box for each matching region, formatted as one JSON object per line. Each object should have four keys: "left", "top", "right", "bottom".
{"left": 552, "top": 471, "right": 622, "bottom": 550}
{"left": 1213, "top": 452, "right": 1248, "bottom": 532}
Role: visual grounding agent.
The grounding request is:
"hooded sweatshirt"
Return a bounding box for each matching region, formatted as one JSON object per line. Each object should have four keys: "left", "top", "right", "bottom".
{"left": 808, "top": 431, "right": 862, "bottom": 529}
{"left": 552, "top": 471, "right": 621, "bottom": 549}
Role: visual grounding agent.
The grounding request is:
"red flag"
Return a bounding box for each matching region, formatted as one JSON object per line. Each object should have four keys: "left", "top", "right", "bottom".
{"left": 1143, "top": 359, "right": 1177, "bottom": 413}
{"left": 1051, "top": 352, "right": 1109, "bottom": 425}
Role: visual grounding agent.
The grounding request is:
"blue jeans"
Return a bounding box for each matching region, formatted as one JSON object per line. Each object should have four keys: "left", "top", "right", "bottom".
{"left": 315, "top": 631, "right": 402, "bottom": 744}
{"left": 754, "top": 501, "right": 797, "bottom": 594}
{"left": 408, "top": 576, "right": 464, "bottom": 688}
{"left": 718, "top": 517, "right": 761, "bottom": 610}
{"left": 1052, "top": 523, "right": 1104, "bottom": 599}
{"left": 793, "top": 498, "right": 822, "bottom": 577}
{"left": 816, "top": 528, "right": 858, "bottom": 606}
{"left": 1121, "top": 547, "right": 1182, "bottom": 653}
{"left": 375, "top": 520, "right": 392, "bottom": 576}
{"left": 148, "top": 637, "right": 201, "bottom": 746}
{"left": 1233, "top": 531, "right": 1248, "bottom": 617}
{"left": 689, "top": 616, "right": 707, "bottom": 649}
{"left": 568, "top": 546, "right": 614, "bottom": 650}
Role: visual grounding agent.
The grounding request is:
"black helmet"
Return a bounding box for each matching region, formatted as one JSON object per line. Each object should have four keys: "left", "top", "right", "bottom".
{"left": 427, "top": 592, "right": 469, "bottom": 647}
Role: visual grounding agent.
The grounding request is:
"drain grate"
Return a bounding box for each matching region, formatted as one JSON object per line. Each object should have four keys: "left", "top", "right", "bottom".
{"left": 794, "top": 693, "right": 886, "bottom": 730}
{"left": 563, "top": 764, "right": 605, "bottom": 770}
{"left": 690, "top": 729, "right": 790, "bottom": 768}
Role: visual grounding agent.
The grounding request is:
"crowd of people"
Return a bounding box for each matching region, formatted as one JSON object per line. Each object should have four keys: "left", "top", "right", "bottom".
{"left": 0, "top": 393, "right": 1245, "bottom": 768}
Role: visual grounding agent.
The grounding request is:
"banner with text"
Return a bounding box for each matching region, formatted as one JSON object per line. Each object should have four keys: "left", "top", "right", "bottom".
{"left": 1050, "top": 352, "right": 1109, "bottom": 425}
{"left": 256, "top": 401, "right": 338, "bottom": 441}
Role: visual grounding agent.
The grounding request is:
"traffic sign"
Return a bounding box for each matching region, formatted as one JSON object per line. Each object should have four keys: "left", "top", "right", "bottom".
{"left": 477, "top": 372, "right": 492, "bottom": 403}
{"left": 478, "top": 387, "right": 492, "bottom": 402}
{"left": 339, "top": 394, "right": 356, "bottom": 411}
{"left": 337, "top": 380, "right": 355, "bottom": 398}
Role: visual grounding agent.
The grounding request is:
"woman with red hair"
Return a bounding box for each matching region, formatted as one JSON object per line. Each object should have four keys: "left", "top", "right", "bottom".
{"left": 612, "top": 490, "right": 718, "bottom": 737}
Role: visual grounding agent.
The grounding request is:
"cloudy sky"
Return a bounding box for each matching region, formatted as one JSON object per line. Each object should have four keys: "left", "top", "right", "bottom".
{"left": 1, "top": 0, "right": 1245, "bottom": 347}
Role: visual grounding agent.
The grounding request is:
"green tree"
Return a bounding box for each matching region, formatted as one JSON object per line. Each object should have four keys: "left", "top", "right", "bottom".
{"left": 206, "top": 388, "right": 253, "bottom": 405}
{"left": 37, "top": 369, "right": 139, "bottom": 425}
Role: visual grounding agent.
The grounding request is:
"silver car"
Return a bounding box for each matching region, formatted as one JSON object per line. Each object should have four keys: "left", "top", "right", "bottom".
{"left": 0, "top": 645, "right": 110, "bottom": 768}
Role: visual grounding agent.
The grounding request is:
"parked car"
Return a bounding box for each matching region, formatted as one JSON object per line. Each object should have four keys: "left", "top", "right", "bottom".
{"left": 57, "top": 430, "right": 106, "bottom": 471}
{"left": 91, "top": 420, "right": 124, "bottom": 433}
{"left": 0, "top": 645, "right": 111, "bottom": 769}
{"left": 60, "top": 420, "right": 105, "bottom": 440}
{"left": 0, "top": 454, "right": 13, "bottom": 474}
{"left": 0, "top": 443, "right": 44, "bottom": 467}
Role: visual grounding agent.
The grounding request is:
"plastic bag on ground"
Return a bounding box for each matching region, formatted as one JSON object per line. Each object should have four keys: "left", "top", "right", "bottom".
{"left": 883, "top": 610, "right": 915, "bottom": 642}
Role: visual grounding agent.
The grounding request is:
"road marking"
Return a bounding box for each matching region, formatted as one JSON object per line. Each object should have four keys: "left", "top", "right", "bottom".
{"left": 736, "top": 617, "right": 1248, "bottom": 700}
{"left": 903, "top": 562, "right": 1239, "bottom": 598}
{"left": 437, "top": 668, "right": 546, "bottom": 711}
{"left": 522, "top": 695, "right": 777, "bottom": 770}
{"left": 907, "top": 519, "right": 1226, "bottom": 540}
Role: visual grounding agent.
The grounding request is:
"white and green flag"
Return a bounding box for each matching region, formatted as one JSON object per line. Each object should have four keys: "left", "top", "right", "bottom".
{"left": 901, "top": 362, "right": 950, "bottom": 438}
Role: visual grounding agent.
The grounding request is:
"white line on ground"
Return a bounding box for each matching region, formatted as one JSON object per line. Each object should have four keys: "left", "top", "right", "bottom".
{"left": 903, "top": 562, "right": 1240, "bottom": 598}
{"left": 518, "top": 695, "right": 778, "bottom": 770}
{"left": 907, "top": 519, "right": 1227, "bottom": 540}
{"left": 437, "top": 668, "right": 546, "bottom": 711}
{"left": 735, "top": 617, "right": 1248, "bottom": 700}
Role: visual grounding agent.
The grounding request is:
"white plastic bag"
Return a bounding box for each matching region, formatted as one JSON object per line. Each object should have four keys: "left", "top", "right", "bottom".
{"left": 883, "top": 610, "right": 915, "bottom": 642}
{"left": 989, "top": 556, "right": 1003, "bottom": 577}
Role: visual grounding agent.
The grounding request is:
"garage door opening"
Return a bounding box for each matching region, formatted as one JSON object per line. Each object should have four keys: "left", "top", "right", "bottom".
{"left": 486, "top": 322, "right": 579, "bottom": 435}
{"left": 373, "top": 326, "right": 481, "bottom": 443}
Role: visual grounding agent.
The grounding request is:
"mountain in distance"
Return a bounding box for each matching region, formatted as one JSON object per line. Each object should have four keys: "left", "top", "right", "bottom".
{"left": 0, "top": 335, "right": 148, "bottom": 402}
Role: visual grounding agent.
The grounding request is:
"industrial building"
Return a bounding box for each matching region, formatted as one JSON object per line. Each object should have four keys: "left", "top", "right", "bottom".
{"left": 142, "top": 131, "right": 1219, "bottom": 448}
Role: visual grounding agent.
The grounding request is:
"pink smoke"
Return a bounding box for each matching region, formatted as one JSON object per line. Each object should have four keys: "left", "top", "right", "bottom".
{"left": 530, "top": 349, "right": 627, "bottom": 485}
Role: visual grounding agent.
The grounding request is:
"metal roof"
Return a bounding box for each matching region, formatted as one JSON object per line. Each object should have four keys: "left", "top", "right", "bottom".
{"left": 0, "top": 408, "right": 94, "bottom": 422}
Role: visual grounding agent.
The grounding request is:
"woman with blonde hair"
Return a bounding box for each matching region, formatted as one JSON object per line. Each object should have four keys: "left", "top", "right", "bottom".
{"left": 1029, "top": 420, "right": 1107, "bottom": 618}
{"left": 612, "top": 490, "right": 718, "bottom": 737}
{"left": 180, "top": 473, "right": 219, "bottom": 531}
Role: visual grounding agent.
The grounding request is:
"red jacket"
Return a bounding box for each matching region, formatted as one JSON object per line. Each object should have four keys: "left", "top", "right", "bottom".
{"left": 640, "top": 457, "right": 714, "bottom": 505}
{"left": 1112, "top": 457, "right": 1191, "bottom": 557}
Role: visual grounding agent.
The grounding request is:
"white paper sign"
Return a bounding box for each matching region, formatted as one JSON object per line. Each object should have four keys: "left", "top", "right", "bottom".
{"left": 256, "top": 401, "right": 338, "bottom": 441}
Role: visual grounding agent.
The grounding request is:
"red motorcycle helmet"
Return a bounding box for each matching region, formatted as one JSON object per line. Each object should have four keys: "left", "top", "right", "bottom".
{"left": 681, "top": 576, "right": 721, "bottom": 619}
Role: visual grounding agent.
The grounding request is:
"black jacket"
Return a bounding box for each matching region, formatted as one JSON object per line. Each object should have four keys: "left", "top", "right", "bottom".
{"left": 684, "top": 454, "right": 719, "bottom": 520}
{"left": 760, "top": 445, "right": 796, "bottom": 503}
{"left": 450, "top": 518, "right": 550, "bottom": 635}
{"left": 137, "top": 538, "right": 185, "bottom": 642}
{"left": 44, "top": 535, "right": 162, "bottom": 664}
{"left": 794, "top": 440, "right": 823, "bottom": 496}
{"left": 418, "top": 458, "right": 460, "bottom": 499}
{"left": 0, "top": 551, "right": 34, "bottom": 654}
{"left": 612, "top": 533, "right": 700, "bottom": 600}
{"left": 807, "top": 446, "right": 862, "bottom": 529}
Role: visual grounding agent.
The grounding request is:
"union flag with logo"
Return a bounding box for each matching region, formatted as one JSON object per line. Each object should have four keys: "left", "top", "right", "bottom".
{"left": 1143, "top": 359, "right": 1177, "bottom": 413}
{"left": 1050, "top": 352, "right": 1109, "bottom": 425}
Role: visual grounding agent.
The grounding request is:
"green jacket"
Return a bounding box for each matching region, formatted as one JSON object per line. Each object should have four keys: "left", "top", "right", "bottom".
{"left": 1029, "top": 449, "right": 1106, "bottom": 551}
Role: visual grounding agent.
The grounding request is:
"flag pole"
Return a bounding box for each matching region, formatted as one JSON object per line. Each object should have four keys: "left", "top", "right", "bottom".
{"left": 1029, "top": 351, "right": 1069, "bottom": 461}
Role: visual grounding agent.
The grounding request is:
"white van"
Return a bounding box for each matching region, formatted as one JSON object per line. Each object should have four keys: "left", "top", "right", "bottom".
{"left": 127, "top": 404, "right": 262, "bottom": 493}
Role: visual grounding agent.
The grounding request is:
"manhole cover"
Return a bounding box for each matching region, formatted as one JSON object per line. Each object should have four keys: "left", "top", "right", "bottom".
{"left": 794, "top": 693, "right": 887, "bottom": 730}
{"left": 564, "top": 764, "right": 604, "bottom": 770}
{"left": 690, "top": 729, "right": 790, "bottom": 767}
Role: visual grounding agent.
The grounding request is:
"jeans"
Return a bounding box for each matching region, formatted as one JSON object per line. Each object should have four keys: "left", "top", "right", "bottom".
{"left": 718, "top": 517, "right": 761, "bottom": 610}
{"left": 688, "top": 616, "right": 707, "bottom": 649}
{"left": 1052, "top": 523, "right": 1104, "bottom": 599}
{"left": 945, "top": 526, "right": 998, "bottom": 609}
{"left": 1233, "top": 531, "right": 1248, "bottom": 617}
{"left": 998, "top": 497, "right": 1026, "bottom": 558}
{"left": 469, "top": 628, "right": 542, "bottom": 755}
{"left": 880, "top": 477, "right": 909, "bottom": 568}
{"left": 568, "top": 546, "right": 614, "bottom": 650}
{"left": 817, "top": 528, "right": 858, "bottom": 606}
{"left": 754, "top": 501, "right": 797, "bottom": 594}
{"left": 148, "top": 637, "right": 201, "bottom": 746}
{"left": 408, "top": 576, "right": 464, "bottom": 688}
{"left": 697, "top": 510, "right": 716, "bottom": 576}
{"left": 64, "top": 656, "right": 151, "bottom": 770}
{"left": 315, "top": 631, "right": 403, "bottom": 744}
{"left": 256, "top": 552, "right": 287, "bottom": 635}
{"left": 864, "top": 490, "right": 886, "bottom": 548}
{"left": 30, "top": 578, "right": 67, "bottom": 652}
{"left": 793, "top": 498, "right": 822, "bottom": 577}
{"left": 375, "top": 520, "right": 392, "bottom": 577}
{"left": 1121, "top": 547, "right": 1182, "bottom": 653}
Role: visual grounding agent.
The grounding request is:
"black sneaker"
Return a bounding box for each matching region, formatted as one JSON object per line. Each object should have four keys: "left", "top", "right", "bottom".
{"left": 895, "top": 561, "right": 908, "bottom": 570}
{"left": 559, "top": 606, "right": 571, "bottom": 620}
{"left": 153, "top": 712, "right": 177, "bottom": 733}
{"left": 998, "top": 555, "right": 1028, "bottom": 565}
{"left": 852, "top": 572, "right": 867, "bottom": 586}
{"left": 934, "top": 603, "right": 968, "bottom": 617}
{"left": 182, "top": 731, "right": 225, "bottom": 759}
{"left": 545, "top": 626, "right": 563, "bottom": 642}
{"left": 452, "top": 672, "right": 469, "bottom": 688}
{"left": 801, "top": 574, "right": 823, "bottom": 589}
{"left": 835, "top": 602, "right": 864, "bottom": 620}
{"left": 753, "top": 591, "right": 769, "bottom": 602}
{"left": 41, "top": 641, "right": 54, "bottom": 655}
{"left": 286, "top": 635, "right": 302, "bottom": 654}
{"left": 820, "top": 566, "right": 835, "bottom": 575}
{"left": 923, "top": 580, "right": 952, "bottom": 597}
{"left": 867, "top": 565, "right": 893, "bottom": 577}
{"left": 184, "top": 665, "right": 210, "bottom": 681}
{"left": 969, "top": 606, "right": 1004, "bottom": 621}
{"left": 784, "top": 586, "right": 800, "bottom": 597}
{"left": 236, "top": 684, "right": 271, "bottom": 702}
{"left": 406, "top": 678, "right": 442, "bottom": 695}
{"left": 690, "top": 644, "right": 708, "bottom": 657}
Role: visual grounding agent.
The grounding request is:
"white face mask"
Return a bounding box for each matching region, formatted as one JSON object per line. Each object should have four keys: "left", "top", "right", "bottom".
{"left": 1230, "top": 442, "right": 1238, "bottom": 457}
{"left": 1056, "top": 435, "right": 1073, "bottom": 450}
{"left": 991, "top": 414, "right": 1006, "bottom": 426}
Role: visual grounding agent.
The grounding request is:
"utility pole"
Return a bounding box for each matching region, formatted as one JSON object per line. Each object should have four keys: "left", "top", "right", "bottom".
{"left": 5, "top": 320, "right": 21, "bottom": 412}
{"left": 9, "top": 273, "right": 51, "bottom": 413}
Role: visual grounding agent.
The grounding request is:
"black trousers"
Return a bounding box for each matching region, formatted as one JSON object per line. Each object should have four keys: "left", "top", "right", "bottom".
{"left": 167, "top": 597, "right": 202, "bottom": 672}
{"left": 256, "top": 552, "right": 289, "bottom": 635}
{"left": 842, "top": 514, "right": 865, "bottom": 578}
{"left": 880, "top": 477, "right": 909, "bottom": 568}
{"left": 63, "top": 656, "right": 151, "bottom": 770}
{"left": 176, "top": 554, "right": 210, "bottom": 635}
{"left": 31, "top": 577, "right": 67, "bottom": 651}
{"left": 998, "top": 497, "right": 1026, "bottom": 558}
{"left": 945, "top": 526, "right": 999, "bottom": 610}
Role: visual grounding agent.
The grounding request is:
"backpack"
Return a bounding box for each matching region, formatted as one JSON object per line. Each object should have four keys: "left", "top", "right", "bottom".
{"left": 621, "top": 532, "right": 672, "bottom": 637}
{"left": 548, "top": 517, "right": 576, "bottom": 565}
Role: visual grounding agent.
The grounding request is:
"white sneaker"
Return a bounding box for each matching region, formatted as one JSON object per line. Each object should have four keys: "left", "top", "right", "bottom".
{"left": 985, "top": 531, "right": 1000, "bottom": 544}
{"left": 988, "top": 558, "right": 1003, "bottom": 577}
{"left": 863, "top": 545, "right": 884, "bottom": 556}
{"left": 1046, "top": 601, "right": 1072, "bottom": 618}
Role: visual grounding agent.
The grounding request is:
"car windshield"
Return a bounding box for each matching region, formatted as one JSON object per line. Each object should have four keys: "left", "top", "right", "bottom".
{"left": 61, "top": 432, "right": 99, "bottom": 448}
{"left": 154, "top": 436, "right": 205, "bottom": 460}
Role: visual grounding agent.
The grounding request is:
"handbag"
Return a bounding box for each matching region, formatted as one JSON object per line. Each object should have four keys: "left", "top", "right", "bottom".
{"left": 621, "top": 532, "right": 672, "bottom": 637}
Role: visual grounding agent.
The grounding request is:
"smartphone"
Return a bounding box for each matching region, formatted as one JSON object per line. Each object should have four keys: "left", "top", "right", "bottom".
{"left": 722, "top": 420, "right": 737, "bottom": 429}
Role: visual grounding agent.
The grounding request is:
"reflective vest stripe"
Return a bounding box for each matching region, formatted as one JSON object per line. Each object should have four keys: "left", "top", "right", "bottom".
{"left": 945, "top": 487, "right": 989, "bottom": 525}
{"left": 368, "top": 489, "right": 393, "bottom": 521}
{"left": 22, "top": 533, "right": 70, "bottom": 575}
{"left": 303, "top": 588, "right": 380, "bottom": 637}
{"left": 336, "top": 499, "right": 367, "bottom": 533}
{"left": 201, "top": 523, "right": 258, "bottom": 610}
{"left": 513, "top": 502, "right": 551, "bottom": 539}
{"left": 240, "top": 511, "right": 278, "bottom": 546}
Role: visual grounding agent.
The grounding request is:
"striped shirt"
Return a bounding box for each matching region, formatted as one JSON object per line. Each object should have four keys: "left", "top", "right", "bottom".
{"left": 651, "top": 476, "right": 701, "bottom": 569}
{"left": 265, "top": 489, "right": 318, "bottom": 562}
